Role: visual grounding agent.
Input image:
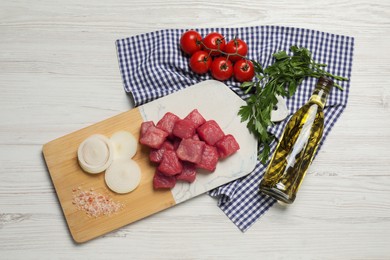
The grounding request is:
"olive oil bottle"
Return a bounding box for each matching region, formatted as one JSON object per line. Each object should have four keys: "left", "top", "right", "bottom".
{"left": 259, "top": 77, "right": 334, "bottom": 204}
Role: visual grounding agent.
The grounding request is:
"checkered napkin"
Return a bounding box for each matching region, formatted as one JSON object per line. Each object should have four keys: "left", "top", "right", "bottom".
{"left": 116, "top": 25, "right": 354, "bottom": 231}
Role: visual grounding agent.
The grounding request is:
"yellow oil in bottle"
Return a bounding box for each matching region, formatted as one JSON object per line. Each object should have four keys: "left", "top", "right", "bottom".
{"left": 259, "top": 77, "right": 334, "bottom": 204}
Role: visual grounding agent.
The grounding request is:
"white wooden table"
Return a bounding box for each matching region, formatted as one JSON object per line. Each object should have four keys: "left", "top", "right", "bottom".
{"left": 1, "top": 0, "right": 389, "bottom": 258}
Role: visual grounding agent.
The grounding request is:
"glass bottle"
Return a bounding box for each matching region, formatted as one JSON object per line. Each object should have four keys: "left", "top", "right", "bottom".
{"left": 259, "top": 76, "right": 334, "bottom": 204}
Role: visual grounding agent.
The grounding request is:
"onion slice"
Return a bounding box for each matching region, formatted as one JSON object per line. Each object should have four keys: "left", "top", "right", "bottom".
{"left": 105, "top": 159, "right": 141, "bottom": 194}
{"left": 110, "top": 130, "right": 138, "bottom": 160}
{"left": 77, "top": 134, "right": 114, "bottom": 174}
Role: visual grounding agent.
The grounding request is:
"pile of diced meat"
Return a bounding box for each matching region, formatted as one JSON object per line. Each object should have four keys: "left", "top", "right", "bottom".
{"left": 139, "top": 109, "right": 240, "bottom": 189}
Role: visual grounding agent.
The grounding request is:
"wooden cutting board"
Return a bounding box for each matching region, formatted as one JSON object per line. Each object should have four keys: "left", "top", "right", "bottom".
{"left": 42, "top": 80, "right": 257, "bottom": 243}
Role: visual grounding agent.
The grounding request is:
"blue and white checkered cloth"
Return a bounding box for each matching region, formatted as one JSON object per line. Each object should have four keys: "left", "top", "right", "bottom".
{"left": 116, "top": 25, "right": 354, "bottom": 231}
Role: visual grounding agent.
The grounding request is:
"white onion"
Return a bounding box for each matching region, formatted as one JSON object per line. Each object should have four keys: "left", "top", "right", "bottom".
{"left": 105, "top": 159, "right": 141, "bottom": 194}
{"left": 110, "top": 130, "right": 138, "bottom": 160}
{"left": 77, "top": 134, "right": 114, "bottom": 174}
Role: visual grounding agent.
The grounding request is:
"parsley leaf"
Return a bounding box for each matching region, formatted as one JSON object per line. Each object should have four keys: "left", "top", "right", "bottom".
{"left": 239, "top": 46, "right": 349, "bottom": 163}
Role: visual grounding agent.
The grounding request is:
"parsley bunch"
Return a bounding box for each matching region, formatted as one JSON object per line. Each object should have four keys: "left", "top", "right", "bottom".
{"left": 238, "top": 46, "right": 348, "bottom": 163}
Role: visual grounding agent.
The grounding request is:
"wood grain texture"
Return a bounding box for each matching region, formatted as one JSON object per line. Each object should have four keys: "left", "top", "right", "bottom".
{"left": 42, "top": 107, "right": 176, "bottom": 243}
{"left": 1, "top": 0, "right": 390, "bottom": 259}
{"left": 42, "top": 80, "right": 257, "bottom": 243}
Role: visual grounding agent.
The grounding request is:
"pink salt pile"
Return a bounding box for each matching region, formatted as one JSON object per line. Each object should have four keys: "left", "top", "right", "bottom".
{"left": 72, "top": 188, "right": 123, "bottom": 217}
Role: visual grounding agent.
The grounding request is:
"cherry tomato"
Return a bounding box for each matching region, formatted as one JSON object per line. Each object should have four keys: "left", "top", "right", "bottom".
{"left": 180, "top": 30, "right": 202, "bottom": 55}
{"left": 224, "top": 38, "right": 248, "bottom": 62}
{"left": 189, "top": 51, "right": 212, "bottom": 74}
{"left": 233, "top": 60, "right": 255, "bottom": 82}
{"left": 202, "top": 32, "right": 226, "bottom": 56}
{"left": 210, "top": 57, "right": 233, "bottom": 81}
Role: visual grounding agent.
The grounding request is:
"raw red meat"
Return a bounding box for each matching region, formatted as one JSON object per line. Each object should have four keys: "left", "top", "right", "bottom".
{"left": 196, "top": 144, "right": 219, "bottom": 172}
{"left": 156, "top": 112, "right": 181, "bottom": 138}
{"left": 176, "top": 162, "right": 197, "bottom": 183}
{"left": 153, "top": 170, "right": 177, "bottom": 189}
{"left": 192, "top": 134, "right": 200, "bottom": 141}
{"left": 196, "top": 120, "right": 225, "bottom": 145}
{"left": 139, "top": 125, "right": 168, "bottom": 149}
{"left": 140, "top": 109, "right": 240, "bottom": 190}
{"left": 172, "top": 137, "right": 181, "bottom": 150}
{"left": 176, "top": 138, "right": 205, "bottom": 164}
{"left": 216, "top": 134, "right": 240, "bottom": 159}
{"left": 157, "top": 150, "right": 183, "bottom": 176}
{"left": 140, "top": 121, "right": 155, "bottom": 137}
{"left": 172, "top": 119, "right": 197, "bottom": 139}
{"left": 149, "top": 140, "right": 174, "bottom": 163}
{"left": 184, "top": 109, "right": 206, "bottom": 128}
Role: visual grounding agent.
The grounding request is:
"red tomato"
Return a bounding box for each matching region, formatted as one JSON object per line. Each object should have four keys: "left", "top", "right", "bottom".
{"left": 233, "top": 60, "right": 255, "bottom": 82}
{"left": 189, "top": 51, "right": 212, "bottom": 74}
{"left": 224, "top": 38, "right": 248, "bottom": 62}
{"left": 180, "top": 30, "right": 202, "bottom": 55}
{"left": 210, "top": 57, "right": 233, "bottom": 81}
{"left": 202, "top": 32, "right": 226, "bottom": 56}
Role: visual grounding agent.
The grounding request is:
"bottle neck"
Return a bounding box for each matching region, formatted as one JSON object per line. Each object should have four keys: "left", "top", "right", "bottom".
{"left": 309, "top": 78, "right": 333, "bottom": 108}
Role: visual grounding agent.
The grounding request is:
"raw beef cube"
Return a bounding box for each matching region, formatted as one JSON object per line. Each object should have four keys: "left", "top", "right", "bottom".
{"left": 216, "top": 134, "right": 240, "bottom": 159}
{"left": 176, "top": 138, "right": 205, "bottom": 164}
{"left": 172, "top": 119, "right": 196, "bottom": 139}
{"left": 184, "top": 109, "right": 206, "bottom": 128}
{"left": 196, "top": 120, "right": 225, "bottom": 145}
{"left": 176, "top": 162, "right": 197, "bottom": 183}
{"left": 139, "top": 125, "right": 169, "bottom": 149}
{"left": 153, "top": 170, "right": 176, "bottom": 189}
{"left": 140, "top": 121, "right": 155, "bottom": 137}
{"left": 149, "top": 140, "right": 174, "bottom": 163}
{"left": 156, "top": 112, "right": 181, "bottom": 138}
{"left": 192, "top": 134, "right": 200, "bottom": 141}
{"left": 158, "top": 150, "right": 183, "bottom": 176}
{"left": 196, "top": 144, "right": 219, "bottom": 172}
{"left": 172, "top": 137, "right": 181, "bottom": 150}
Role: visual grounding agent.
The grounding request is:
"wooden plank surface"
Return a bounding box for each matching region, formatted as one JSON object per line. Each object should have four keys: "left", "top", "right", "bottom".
{"left": 42, "top": 107, "right": 176, "bottom": 243}
{"left": 42, "top": 80, "right": 256, "bottom": 243}
{"left": 1, "top": 0, "right": 390, "bottom": 259}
